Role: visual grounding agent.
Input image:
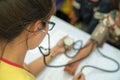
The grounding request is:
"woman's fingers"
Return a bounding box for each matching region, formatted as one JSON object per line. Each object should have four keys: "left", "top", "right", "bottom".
{"left": 73, "top": 73, "right": 85, "bottom": 80}
{"left": 73, "top": 73, "right": 81, "bottom": 80}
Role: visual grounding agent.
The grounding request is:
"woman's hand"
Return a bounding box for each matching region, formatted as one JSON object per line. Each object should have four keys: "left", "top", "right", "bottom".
{"left": 73, "top": 73, "right": 85, "bottom": 80}
{"left": 51, "top": 36, "right": 72, "bottom": 57}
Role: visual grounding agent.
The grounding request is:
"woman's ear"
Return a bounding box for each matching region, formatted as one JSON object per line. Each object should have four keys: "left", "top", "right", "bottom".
{"left": 27, "top": 20, "right": 42, "bottom": 32}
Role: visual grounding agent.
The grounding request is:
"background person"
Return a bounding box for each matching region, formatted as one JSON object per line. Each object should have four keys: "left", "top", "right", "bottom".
{"left": 70, "top": 0, "right": 112, "bottom": 33}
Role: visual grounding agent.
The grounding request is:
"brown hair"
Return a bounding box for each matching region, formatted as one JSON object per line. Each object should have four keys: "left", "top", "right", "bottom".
{"left": 0, "top": 0, "right": 55, "bottom": 42}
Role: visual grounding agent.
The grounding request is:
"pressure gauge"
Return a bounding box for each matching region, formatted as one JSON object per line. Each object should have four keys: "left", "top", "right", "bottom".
{"left": 64, "top": 36, "right": 74, "bottom": 46}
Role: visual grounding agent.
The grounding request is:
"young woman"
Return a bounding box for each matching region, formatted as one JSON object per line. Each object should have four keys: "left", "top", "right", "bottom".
{"left": 0, "top": 0, "right": 80, "bottom": 80}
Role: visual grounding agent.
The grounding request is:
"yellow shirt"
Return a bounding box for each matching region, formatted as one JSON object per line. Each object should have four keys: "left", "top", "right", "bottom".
{"left": 0, "top": 58, "right": 36, "bottom": 80}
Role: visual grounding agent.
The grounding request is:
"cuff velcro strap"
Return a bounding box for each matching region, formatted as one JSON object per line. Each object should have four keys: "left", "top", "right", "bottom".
{"left": 94, "top": 11, "right": 106, "bottom": 20}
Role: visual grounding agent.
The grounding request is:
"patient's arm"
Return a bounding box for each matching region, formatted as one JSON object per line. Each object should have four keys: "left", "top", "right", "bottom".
{"left": 64, "top": 40, "right": 96, "bottom": 75}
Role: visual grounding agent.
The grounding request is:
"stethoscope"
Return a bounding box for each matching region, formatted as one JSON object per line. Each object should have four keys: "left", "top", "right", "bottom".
{"left": 38, "top": 30, "right": 120, "bottom": 74}
{"left": 63, "top": 36, "right": 84, "bottom": 58}
{"left": 38, "top": 30, "right": 89, "bottom": 67}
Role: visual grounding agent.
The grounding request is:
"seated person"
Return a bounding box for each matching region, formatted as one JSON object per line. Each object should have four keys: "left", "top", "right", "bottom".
{"left": 70, "top": 0, "right": 100, "bottom": 25}
{"left": 87, "top": 0, "right": 118, "bottom": 34}
{"left": 70, "top": 0, "right": 114, "bottom": 34}
{"left": 64, "top": 9, "right": 120, "bottom": 80}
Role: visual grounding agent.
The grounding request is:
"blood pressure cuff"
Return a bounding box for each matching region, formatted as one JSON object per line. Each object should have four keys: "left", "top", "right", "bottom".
{"left": 91, "top": 22, "right": 109, "bottom": 47}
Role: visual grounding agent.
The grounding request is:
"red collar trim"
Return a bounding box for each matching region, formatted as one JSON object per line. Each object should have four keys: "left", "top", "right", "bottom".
{"left": 0, "top": 57, "right": 25, "bottom": 69}
{"left": 0, "top": 57, "right": 32, "bottom": 74}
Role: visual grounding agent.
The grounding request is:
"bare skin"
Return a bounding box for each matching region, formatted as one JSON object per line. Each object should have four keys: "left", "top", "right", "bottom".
{"left": 64, "top": 40, "right": 96, "bottom": 75}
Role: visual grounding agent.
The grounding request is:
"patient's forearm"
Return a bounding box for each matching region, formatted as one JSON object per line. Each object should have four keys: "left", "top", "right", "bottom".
{"left": 74, "top": 41, "right": 96, "bottom": 61}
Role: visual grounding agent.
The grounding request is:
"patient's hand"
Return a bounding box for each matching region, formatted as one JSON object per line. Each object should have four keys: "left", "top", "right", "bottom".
{"left": 64, "top": 59, "right": 80, "bottom": 75}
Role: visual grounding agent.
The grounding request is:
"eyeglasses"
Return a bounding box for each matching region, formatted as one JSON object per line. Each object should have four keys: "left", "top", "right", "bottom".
{"left": 42, "top": 21, "right": 55, "bottom": 31}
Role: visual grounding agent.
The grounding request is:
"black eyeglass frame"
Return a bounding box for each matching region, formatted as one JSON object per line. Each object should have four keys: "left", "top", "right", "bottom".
{"left": 42, "top": 20, "right": 55, "bottom": 31}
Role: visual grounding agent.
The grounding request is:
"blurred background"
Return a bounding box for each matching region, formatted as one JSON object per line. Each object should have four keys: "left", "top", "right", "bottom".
{"left": 54, "top": 0, "right": 120, "bottom": 49}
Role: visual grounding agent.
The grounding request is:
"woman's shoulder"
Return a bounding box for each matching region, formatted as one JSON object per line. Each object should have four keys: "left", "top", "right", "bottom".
{"left": 0, "top": 60, "right": 36, "bottom": 80}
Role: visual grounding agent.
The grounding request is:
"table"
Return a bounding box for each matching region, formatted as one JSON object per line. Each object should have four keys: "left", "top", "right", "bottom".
{"left": 25, "top": 16, "right": 120, "bottom": 80}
